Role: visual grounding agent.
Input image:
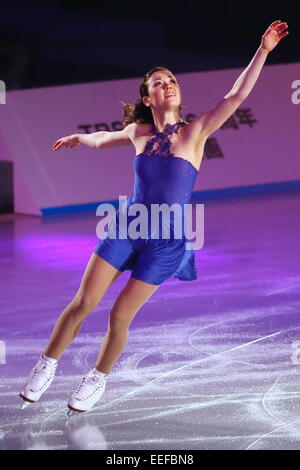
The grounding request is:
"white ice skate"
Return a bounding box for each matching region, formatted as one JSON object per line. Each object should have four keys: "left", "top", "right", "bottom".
{"left": 67, "top": 366, "right": 108, "bottom": 417}
{"left": 19, "top": 353, "right": 58, "bottom": 409}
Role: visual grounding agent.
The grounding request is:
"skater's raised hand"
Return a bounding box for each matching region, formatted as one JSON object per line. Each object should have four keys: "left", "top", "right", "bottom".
{"left": 52, "top": 134, "right": 81, "bottom": 151}
{"left": 261, "top": 20, "right": 289, "bottom": 52}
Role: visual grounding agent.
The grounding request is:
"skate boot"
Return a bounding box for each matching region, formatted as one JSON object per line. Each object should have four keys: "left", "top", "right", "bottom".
{"left": 67, "top": 366, "right": 108, "bottom": 417}
{"left": 19, "top": 353, "right": 58, "bottom": 409}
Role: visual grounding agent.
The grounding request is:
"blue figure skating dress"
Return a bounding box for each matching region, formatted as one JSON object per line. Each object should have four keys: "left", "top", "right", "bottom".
{"left": 94, "top": 120, "right": 199, "bottom": 285}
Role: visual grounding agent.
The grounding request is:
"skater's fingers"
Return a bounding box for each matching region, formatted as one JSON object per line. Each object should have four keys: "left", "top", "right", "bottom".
{"left": 53, "top": 139, "right": 63, "bottom": 150}
{"left": 53, "top": 135, "right": 79, "bottom": 151}
{"left": 53, "top": 142, "right": 63, "bottom": 151}
{"left": 53, "top": 138, "right": 68, "bottom": 151}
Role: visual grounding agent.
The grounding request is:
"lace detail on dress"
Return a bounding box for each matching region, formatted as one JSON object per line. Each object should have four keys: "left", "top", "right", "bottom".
{"left": 143, "top": 120, "right": 186, "bottom": 158}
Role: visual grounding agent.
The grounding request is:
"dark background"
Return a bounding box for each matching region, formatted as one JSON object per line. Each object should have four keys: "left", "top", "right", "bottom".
{"left": 0, "top": 0, "right": 298, "bottom": 91}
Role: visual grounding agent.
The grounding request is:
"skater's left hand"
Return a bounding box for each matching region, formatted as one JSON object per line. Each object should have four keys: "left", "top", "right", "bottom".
{"left": 260, "top": 20, "right": 289, "bottom": 52}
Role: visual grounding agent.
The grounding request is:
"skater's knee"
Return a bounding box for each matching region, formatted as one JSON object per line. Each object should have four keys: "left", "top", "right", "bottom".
{"left": 108, "top": 309, "right": 134, "bottom": 332}
{"left": 71, "top": 294, "right": 98, "bottom": 317}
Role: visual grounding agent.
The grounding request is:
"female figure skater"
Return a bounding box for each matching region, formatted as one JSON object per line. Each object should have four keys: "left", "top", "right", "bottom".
{"left": 19, "top": 21, "right": 288, "bottom": 415}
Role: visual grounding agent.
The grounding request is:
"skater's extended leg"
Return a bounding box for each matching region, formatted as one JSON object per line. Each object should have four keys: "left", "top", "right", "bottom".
{"left": 67, "top": 277, "right": 160, "bottom": 413}
{"left": 43, "top": 254, "right": 122, "bottom": 361}
{"left": 95, "top": 277, "right": 160, "bottom": 374}
{"left": 20, "top": 255, "right": 122, "bottom": 407}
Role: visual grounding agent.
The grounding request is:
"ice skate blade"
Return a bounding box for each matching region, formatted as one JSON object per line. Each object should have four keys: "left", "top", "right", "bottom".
{"left": 66, "top": 406, "right": 86, "bottom": 418}
{"left": 19, "top": 393, "right": 35, "bottom": 409}
{"left": 66, "top": 409, "right": 80, "bottom": 418}
{"left": 20, "top": 400, "right": 31, "bottom": 410}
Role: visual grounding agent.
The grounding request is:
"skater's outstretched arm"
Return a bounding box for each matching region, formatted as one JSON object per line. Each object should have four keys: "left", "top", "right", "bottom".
{"left": 52, "top": 122, "right": 136, "bottom": 151}
{"left": 191, "top": 20, "right": 289, "bottom": 139}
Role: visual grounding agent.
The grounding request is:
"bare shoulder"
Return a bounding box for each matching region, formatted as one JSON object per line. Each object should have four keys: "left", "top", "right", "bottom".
{"left": 187, "top": 93, "right": 244, "bottom": 139}
{"left": 97, "top": 121, "right": 151, "bottom": 154}
{"left": 182, "top": 112, "right": 209, "bottom": 141}
{"left": 122, "top": 122, "right": 137, "bottom": 139}
{"left": 97, "top": 123, "right": 136, "bottom": 149}
{"left": 125, "top": 121, "right": 151, "bottom": 138}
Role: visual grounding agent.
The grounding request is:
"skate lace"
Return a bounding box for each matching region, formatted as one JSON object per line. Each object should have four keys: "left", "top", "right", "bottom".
{"left": 28, "top": 359, "right": 56, "bottom": 392}
{"left": 73, "top": 373, "right": 106, "bottom": 401}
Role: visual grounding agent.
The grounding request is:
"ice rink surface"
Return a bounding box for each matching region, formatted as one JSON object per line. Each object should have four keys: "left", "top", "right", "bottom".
{"left": 1, "top": 188, "right": 300, "bottom": 450}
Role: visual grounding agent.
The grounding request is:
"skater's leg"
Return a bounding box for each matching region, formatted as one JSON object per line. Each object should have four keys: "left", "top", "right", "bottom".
{"left": 70, "top": 263, "right": 120, "bottom": 341}
{"left": 43, "top": 254, "right": 123, "bottom": 361}
{"left": 95, "top": 277, "right": 160, "bottom": 374}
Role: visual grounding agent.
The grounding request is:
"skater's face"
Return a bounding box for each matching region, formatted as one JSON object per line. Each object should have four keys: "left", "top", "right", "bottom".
{"left": 143, "top": 70, "right": 182, "bottom": 113}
